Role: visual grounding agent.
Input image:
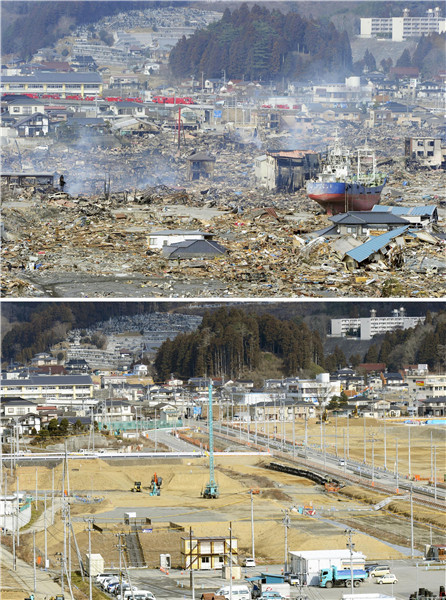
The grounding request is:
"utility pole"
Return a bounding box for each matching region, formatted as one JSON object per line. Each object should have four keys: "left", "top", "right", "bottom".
{"left": 35, "top": 467, "right": 38, "bottom": 509}
{"left": 395, "top": 440, "right": 399, "bottom": 493}
{"left": 116, "top": 533, "right": 125, "bottom": 600}
{"left": 250, "top": 490, "right": 255, "bottom": 561}
{"left": 408, "top": 426, "right": 411, "bottom": 478}
{"left": 410, "top": 484, "right": 414, "bottom": 559}
{"left": 229, "top": 523, "right": 233, "bottom": 600}
{"left": 345, "top": 529, "right": 355, "bottom": 597}
{"left": 304, "top": 416, "right": 308, "bottom": 459}
{"left": 383, "top": 411, "right": 387, "bottom": 470}
{"left": 292, "top": 416, "right": 295, "bottom": 458}
{"left": 434, "top": 445, "right": 437, "bottom": 500}
{"left": 347, "top": 415, "right": 350, "bottom": 458}
{"left": 363, "top": 415, "right": 366, "bottom": 463}
{"left": 44, "top": 491, "right": 48, "bottom": 569}
{"left": 33, "top": 529, "right": 37, "bottom": 595}
{"left": 52, "top": 467, "right": 55, "bottom": 525}
{"left": 86, "top": 518, "right": 94, "bottom": 600}
{"left": 16, "top": 475, "right": 20, "bottom": 547}
{"left": 189, "top": 527, "right": 195, "bottom": 600}
{"left": 282, "top": 510, "right": 290, "bottom": 572}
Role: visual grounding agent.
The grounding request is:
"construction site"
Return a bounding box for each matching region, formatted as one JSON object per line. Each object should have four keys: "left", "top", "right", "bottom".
{"left": 1, "top": 415, "right": 445, "bottom": 600}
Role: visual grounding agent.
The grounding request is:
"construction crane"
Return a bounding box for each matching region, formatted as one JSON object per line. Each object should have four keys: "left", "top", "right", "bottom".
{"left": 202, "top": 380, "right": 219, "bottom": 498}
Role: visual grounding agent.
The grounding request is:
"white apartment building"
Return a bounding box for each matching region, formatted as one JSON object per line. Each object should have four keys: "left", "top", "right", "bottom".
{"left": 312, "top": 77, "right": 374, "bottom": 104}
{"left": 360, "top": 7, "right": 446, "bottom": 41}
{"left": 331, "top": 308, "right": 425, "bottom": 340}
{"left": 284, "top": 373, "right": 341, "bottom": 404}
{"left": 0, "top": 374, "right": 94, "bottom": 404}
{"left": 407, "top": 374, "right": 446, "bottom": 400}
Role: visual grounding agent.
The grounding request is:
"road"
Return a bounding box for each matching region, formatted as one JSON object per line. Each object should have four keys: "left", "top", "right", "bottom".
{"left": 1, "top": 543, "right": 64, "bottom": 600}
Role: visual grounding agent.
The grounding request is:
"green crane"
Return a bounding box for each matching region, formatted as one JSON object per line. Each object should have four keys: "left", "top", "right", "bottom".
{"left": 203, "top": 380, "right": 219, "bottom": 498}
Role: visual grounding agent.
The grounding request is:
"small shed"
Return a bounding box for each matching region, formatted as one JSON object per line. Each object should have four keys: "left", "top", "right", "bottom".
{"left": 186, "top": 152, "right": 215, "bottom": 180}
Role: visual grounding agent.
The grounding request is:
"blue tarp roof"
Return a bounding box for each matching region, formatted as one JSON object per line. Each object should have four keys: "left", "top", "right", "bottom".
{"left": 345, "top": 226, "right": 410, "bottom": 264}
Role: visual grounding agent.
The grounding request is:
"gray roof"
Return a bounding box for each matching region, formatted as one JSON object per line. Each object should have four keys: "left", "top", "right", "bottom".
{"left": 371, "top": 205, "right": 438, "bottom": 217}
{"left": 2, "top": 73, "right": 102, "bottom": 83}
{"left": 1, "top": 397, "right": 36, "bottom": 406}
{"left": 163, "top": 239, "right": 227, "bottom": 258}
{"left": 1, "top": 375, "right": 93, "bottom": 386}
{"left": 186, "top": 152, "right": 215, "bottom": 162}
{"left": 149, "top": 230, "right": 210, "bottom": 237}
{"left": 330, "top": 212, "right": 409, "bottom": 226}
{"left": 6, "top": 97, "right": 44, "bottom": 105}
{"left": 15, "top": 113, "right": 48, "bottom": 126}
{"left": 345, "top": 226, "right": 411, "bottom": 264}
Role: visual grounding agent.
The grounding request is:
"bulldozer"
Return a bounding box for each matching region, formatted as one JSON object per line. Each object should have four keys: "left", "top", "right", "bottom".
{"left": 131, "top": 481, "right": 142, "bottom": 493}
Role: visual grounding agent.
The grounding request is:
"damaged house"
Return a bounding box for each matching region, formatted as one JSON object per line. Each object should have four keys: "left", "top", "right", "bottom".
{"left": 186, "top": 152, "right": 215, "bottom": 181}
{"left": 405, "top": 137, "right": 446, "bottom": 169}
{"left": 343, "top": 225, "right": 410, "bottom": 270}
{"left": 327, "top": 212, "right": 410, "bottom": 236}
{"left": 256, "top": 149, "right": 319, "bottom": 192}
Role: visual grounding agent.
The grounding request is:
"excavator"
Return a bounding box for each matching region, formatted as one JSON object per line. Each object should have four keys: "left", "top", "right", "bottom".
{"left": 150, "top": 473, "right": 162, "bottom": 496}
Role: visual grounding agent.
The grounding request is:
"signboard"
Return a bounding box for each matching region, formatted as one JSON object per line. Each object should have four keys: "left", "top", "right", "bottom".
{"left": 193, "top": 406, "right": 202, "bottom": 415}
{"left": 213, "top": 110, "right": 222, "bottom": 118}
{"left": 415, "top": 380, "right": 425, "bottom": 386}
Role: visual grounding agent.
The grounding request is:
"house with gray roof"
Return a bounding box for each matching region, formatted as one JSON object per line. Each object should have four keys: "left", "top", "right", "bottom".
{"left": 148, "top": 229, "right": 213, "bottom": 250}
{"left": 328, "top": 211, "right": 410, "bottom": 237}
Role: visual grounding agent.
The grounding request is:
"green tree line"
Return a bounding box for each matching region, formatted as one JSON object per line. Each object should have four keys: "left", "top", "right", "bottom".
{"left": 169, "top": 3, "right": 352, "bottom": 81}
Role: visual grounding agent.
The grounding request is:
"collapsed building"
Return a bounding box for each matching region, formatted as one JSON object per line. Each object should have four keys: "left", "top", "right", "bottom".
{"left": 255, "top": 149, "right": 319, "bottom": 192}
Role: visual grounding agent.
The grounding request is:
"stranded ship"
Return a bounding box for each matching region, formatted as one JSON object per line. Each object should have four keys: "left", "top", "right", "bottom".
{"left": 306, "top": 138, "right": 386, "bottom": 215}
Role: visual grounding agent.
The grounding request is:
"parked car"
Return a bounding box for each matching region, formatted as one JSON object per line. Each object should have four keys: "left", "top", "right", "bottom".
{"left": 102, "top": 577, "right": 119, "bottom": 590}
{"left": 284, "top": 574, "right": 300, "bottom": 586}
{"left": 376, "top": 574, "right": 398, "bottom": 585}
{"left": 244, "top": 558, "right": 256, "bottom": 567}
{"left": 368, "top": 565, "right": 390, "bottom": 577}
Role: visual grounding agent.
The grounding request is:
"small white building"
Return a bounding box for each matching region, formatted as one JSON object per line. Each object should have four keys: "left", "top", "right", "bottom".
{"left": 148, "top": 230, "right": 213, "bottom": 250}
{"left": 134, "top": 364, "right": 148, "bottom": 376}
{"left": 289, "top": 549, "right": 366, "bottom": 586}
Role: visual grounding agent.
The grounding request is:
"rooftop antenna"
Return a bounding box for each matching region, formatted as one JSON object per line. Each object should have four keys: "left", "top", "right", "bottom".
{"left": 202, "top": 380, "right": 219, "bottom": 498}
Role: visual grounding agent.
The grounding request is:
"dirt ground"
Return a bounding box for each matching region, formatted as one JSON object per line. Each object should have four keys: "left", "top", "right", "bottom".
{"left": 246, "top": 418, "right": 444, "bottom": 480}
{"left": 9, "top": 453, "right": 444, "bottom": 573}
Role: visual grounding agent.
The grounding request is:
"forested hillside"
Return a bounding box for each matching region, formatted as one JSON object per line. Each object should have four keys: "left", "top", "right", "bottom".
{"left": 155, "top": 308, "right": 446, "bottom": 380}
{"left": 169, "top": 3, "right": 352, "bottom": 81}
{"left": 155, "top": 307, "right": 325, "bottom": 380}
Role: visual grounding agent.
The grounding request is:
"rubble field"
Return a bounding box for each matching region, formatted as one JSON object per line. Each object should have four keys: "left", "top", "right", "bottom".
{"left": 1, "top": 126, "right": 444, "bottom": 297}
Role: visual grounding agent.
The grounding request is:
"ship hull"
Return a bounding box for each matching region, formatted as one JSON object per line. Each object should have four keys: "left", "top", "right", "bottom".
{"left": 307, "top": 181, "right": 385, "bottom": 215}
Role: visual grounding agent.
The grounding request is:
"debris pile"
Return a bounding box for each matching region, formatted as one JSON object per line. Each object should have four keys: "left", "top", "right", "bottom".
{"left": 1, "top": 124, "right": 444, "bottom": 297}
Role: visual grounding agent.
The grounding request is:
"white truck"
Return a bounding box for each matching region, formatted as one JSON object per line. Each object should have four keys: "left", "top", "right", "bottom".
{"left": 252, "top": 583, "right": 291, "bottom": 599}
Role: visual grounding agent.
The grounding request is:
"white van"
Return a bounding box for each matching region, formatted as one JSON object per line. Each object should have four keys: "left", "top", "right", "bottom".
{"left": 244, "top": 558, "right": 256, "bottom": 567}
{"left": 117, "top": 590, "right": 155, "bottom": 600}
{"left": 216, "top": 585, "right": 251, "bottom": 600}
